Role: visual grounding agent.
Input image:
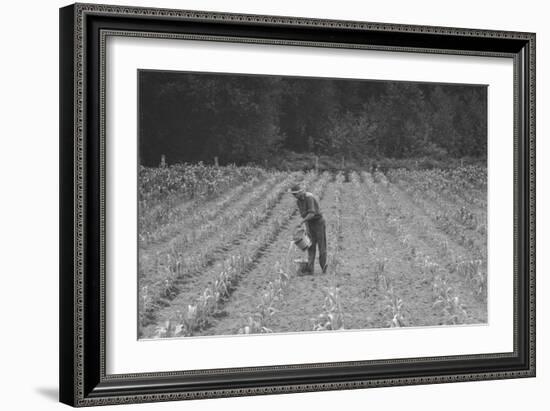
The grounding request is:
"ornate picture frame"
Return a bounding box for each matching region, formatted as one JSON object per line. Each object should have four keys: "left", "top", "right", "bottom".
{"left": 59, "top": 3, "right": 535, "bottom": 407}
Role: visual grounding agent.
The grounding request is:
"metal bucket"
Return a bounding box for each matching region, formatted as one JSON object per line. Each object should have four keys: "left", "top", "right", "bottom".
{"left": 293, "top": 259, "right": 310, "bottom": 275}
{"left": 293, "top": 227, "right": 311, "bottom": 251}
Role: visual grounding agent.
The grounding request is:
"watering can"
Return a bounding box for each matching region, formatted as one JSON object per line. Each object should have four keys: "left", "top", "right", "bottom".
{"left": 293, "top": 225, "right": 311, "bottom": 251}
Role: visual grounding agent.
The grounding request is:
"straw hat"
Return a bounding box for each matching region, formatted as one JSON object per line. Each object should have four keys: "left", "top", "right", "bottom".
{"left": 289, "top": 184, "right": 304, "bottom": 194}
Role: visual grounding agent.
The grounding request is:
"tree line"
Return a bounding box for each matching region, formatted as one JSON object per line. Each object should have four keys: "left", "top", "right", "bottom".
{"left": 139, "top": 70, "right": 487, "bottom": 167}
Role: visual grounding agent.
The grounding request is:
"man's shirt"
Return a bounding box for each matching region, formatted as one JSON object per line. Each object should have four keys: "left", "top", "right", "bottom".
{"left": 297, "top": 192, "right": 323, "bottom": 220}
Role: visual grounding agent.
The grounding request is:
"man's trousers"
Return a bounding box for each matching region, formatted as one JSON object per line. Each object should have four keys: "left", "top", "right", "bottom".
{"left": 306, "top": 217, "right": 327, "bottom": 273}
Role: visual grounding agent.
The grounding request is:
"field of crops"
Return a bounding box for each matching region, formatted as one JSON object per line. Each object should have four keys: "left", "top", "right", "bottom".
{"left": 138, "top": 163, "right": 487, "bottom": 339}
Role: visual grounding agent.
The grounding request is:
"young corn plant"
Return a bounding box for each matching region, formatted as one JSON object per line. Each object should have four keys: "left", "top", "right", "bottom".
{"left": 334, "top": 172, "right": 345, "bottom": 249}
{"left": 312, "top": 286, "right": 345, "bottom": 331}
{"left": 373, "top": 257, "right": 387, "bottom": 290}
{"left": 238, "top": 315, "right": 273, "bottom": 335}
{"left": 178, "top": 305, "right": 199, "bottom": 336}
{"left": 237, "top": 280, "right": 280, "bottom": 335}
{"left": 377, "top": 274, "right": 405, "bottom": 328}
{"left": 432, "top": 288, "right": 468, "bottom": 325}
{"left": 457, "top": 206, "right": 478, "bottom": 230}
{"left": 384, "top": 286, "right": 405, "bottom": 328}
{"left": 237, "top": 262, "right": 291, "bottom": 335}
{"left": 421, "top": 257, "right": 440, "bottom": 281}
{"left": 154, "top": 319, "right": 184, "bottom": 338}
{"left": 432, "top": 274, "right": 468, "bottom": 325}
{"left": 350, "top": 171, "right": 376, "bottom": 247}
{"left": 457, "top": 259, "right": 487, "bottom": 301}
{"left": 238, "top": 290, "right": 277, "bottom": 335}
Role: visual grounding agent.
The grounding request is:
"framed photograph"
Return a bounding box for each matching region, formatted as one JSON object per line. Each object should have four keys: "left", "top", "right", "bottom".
{"left": 59, "top": 3, "right": 535, "bottom": 407}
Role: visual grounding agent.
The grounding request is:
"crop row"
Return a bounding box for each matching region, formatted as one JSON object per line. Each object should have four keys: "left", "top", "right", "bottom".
{"left": 140, "top": 173, "right": 271, "bottom": 245}
{"left": 143, "top": 172, "right": 287, "bottom": 251}
{"left": 387, "top": 167, "right": 486, "bottom": 210}
{"left": 388, "top": 175, "right": 487, "bottom": 255}
{"left": 390, "top": 172, "right": 485, "bottom": 229}
{"left": 384, "top": 172, "right": 486, "bottom": 261}
{"left": 312, "top": 173, "right": 346, "bottom": 332}
{"left": 139, "top": 171, "right": 314, "bottom": 327}
{"left": 350, "top": 172, "right": 406, "bottom": 327}
{"left": 366, "top": 171, "right": 476, "bottom": 324}
{"left": 139, "top": 163, "right": 268, "bottom": 242}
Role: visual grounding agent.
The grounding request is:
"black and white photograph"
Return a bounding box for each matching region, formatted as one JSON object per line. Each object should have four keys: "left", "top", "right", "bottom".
{"left": 137, "top": 70, "right": 488, "bottom": 339}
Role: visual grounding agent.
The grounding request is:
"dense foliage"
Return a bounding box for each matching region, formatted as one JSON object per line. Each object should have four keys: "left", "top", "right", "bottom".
{"left": 140, "top": 71, "right": 487, "bottom": 167}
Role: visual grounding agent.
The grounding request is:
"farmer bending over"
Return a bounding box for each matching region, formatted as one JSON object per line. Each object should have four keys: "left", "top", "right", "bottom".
{"left": 290, "top": 184, "right": 328, "bottom": 275}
